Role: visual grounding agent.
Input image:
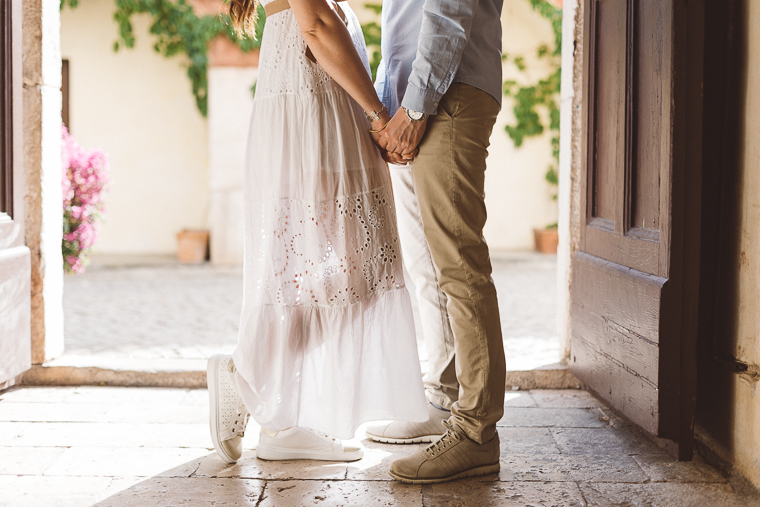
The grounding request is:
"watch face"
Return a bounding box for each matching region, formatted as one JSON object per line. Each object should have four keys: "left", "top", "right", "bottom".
{"left": 408, "top": 110, "right": 424, "bottom": 121}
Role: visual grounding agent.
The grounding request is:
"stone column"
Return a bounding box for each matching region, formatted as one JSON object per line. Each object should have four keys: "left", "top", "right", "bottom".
{"left": 556, "top": 0, "right": 583, "bottom": 363}
{"left": 207, "top": 37, "right": 258, "bottom": 265}
{"left": 23, "top": 0, "right": 64, "bottom": 364}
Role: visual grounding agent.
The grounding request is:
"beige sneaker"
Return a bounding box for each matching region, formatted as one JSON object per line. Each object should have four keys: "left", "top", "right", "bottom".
{"left": 256, "top": 427, "right": 364, "bottom": 462}
{"left": 389, "top": 420, "right": 500, "bottom": 484}
{"left": 365, "top": 402, "right": 450, "bottom": 444}
{"left": 207, "top": 355, "right": 250, "bottom": 464}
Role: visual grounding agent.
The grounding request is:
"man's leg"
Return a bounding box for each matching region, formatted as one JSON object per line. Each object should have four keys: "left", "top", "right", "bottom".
{"left": 389, "top": 163, "right": 459, "bottom": 409}
{"left": 389, "top": 83, "right": 506, "bottom": 483}
{"left": 365, "top": 164, "right": 459, "bottom": 444}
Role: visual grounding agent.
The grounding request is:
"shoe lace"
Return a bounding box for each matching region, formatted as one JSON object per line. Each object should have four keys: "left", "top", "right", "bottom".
{"left": 225, "top": 358, "right": 249, "bottom": 438}
{"left": 424, "top": 420, "right": 463, "bottom": 458}
{"left": 305, "top": 427, "right": 338, "bottom": 442}
{"left": 230, "top": 402, "right": 250, "bottom": 438}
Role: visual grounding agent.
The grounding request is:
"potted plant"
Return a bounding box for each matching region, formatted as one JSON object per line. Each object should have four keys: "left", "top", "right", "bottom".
{"left": 177, "top": 229, "right": 210, "bottom": 264}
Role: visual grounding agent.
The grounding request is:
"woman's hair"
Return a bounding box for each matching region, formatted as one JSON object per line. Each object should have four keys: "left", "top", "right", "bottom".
{"left": 229, "top": 0, "right": 259, "bottom": 38}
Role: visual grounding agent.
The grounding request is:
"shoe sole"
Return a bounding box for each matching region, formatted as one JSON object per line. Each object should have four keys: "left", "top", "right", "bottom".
{"left": 389, "top": 462, "right": 500, "bottom": 484}
{"left": 256, "top": 444, "right": 364, "bottom": 462}
{"left": 367, "top": 434, "right": 442, "bottom": 444}
{"left": 207, "top": 354, "right": 237, "bottom": 464}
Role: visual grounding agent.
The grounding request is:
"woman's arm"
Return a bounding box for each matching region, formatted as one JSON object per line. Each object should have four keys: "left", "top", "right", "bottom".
{"left": 288, "top": 0, "right": 389, "bottom": 129}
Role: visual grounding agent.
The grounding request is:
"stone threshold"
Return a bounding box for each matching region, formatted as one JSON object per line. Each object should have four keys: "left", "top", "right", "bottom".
{"left": 19, "top": 362, "right": 581, "bottom": 390}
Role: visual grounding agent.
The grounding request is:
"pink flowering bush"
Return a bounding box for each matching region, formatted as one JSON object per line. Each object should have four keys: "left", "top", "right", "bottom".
{"left": 62, "top": 125, "right": 109, "bottom": 274}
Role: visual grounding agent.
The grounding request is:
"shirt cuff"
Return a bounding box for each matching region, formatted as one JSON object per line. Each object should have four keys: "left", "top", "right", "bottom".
{"left": 401, "top": 83, "right": 443, "bottom": 116}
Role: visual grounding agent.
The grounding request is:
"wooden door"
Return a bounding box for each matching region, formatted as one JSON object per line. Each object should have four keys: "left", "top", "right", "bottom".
{"left": 0, "top": 0, "right": 31, "bottom": 387}
{"left": 571, "top": 0, "right": 704, "bottom": 460}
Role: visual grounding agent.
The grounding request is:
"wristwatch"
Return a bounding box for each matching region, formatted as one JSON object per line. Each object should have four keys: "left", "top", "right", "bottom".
{"left": 403, "top": 107, "right": 428, "bottom": 122}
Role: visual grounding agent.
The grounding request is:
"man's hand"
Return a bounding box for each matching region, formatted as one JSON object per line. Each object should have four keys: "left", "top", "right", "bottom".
{"left": 380, "top": 149, "right": 418, "bottom": 165}
{"left": 371, "top": 107, "right": 428, "bottom": 162}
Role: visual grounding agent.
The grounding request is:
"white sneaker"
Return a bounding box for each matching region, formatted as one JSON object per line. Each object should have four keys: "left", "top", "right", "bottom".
{"left": 256, "top": 427, "right": 364, "bottom": 462}
{"left": 365, "top": 402, "right": 450, "bottom": 444}
{"left": 207, "top": 354, "right": 250, "bottom": 464}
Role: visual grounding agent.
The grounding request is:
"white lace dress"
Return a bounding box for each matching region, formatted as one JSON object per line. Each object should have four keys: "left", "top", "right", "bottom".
{"left": 231, "top": 0, "right": 428, "bottom": 439}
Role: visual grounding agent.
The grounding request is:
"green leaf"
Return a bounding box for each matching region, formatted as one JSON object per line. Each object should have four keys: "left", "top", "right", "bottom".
{"left": 364, "top": 3, "right": 383, "bottom": 15}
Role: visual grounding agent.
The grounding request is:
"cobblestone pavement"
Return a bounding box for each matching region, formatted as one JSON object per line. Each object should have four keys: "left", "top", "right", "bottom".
{"left": 62, "top": 252, "right": 559, "bottom": 371}
{"left": 1, "top": 386, "right": 757, "bottom": 507}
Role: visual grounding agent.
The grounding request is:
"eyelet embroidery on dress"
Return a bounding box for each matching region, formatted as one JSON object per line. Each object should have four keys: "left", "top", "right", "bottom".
{"left": 253, "top": 187, "right": 403, "bottom": 307}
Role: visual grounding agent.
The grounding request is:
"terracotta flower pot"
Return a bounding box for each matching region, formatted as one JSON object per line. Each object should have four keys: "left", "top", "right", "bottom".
{"left": 177, "top": 229, "right": 209, "bottom": 264}
{"left": 533, "top": 227, "right": 559, "bottom": 254}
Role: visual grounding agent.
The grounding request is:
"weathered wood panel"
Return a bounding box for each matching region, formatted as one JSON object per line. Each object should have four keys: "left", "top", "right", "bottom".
{"left": 572, "top": 252, "right": 664, "bottom": 342}
{"left": 631, "top": 0, "right": 664, "bottom": 234}
{"left": 571, "top": 252, "right": 663, "bottom": 432}
{"left": 572, "top": 333, "right": 658, "bottom": 433}
{"left": 573, "top": 303, "right": 659, "bottom": 384}
{"left": 589, "top": 0, "right": 625, "bottom": 224}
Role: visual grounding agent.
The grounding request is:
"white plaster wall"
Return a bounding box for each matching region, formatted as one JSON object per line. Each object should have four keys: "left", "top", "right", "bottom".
{"left": 60, "top": 0, "right": 209, "bottom": 255}
{"left": 484, "top": 0, "right": 559, "bottom": 251}
{"left": 207, "top": 67, "right": 257, "bottom": 265}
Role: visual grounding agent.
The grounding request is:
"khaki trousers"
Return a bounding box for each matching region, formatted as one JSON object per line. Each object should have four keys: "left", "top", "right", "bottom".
{"left": 409, "top": 83, "right": 506, "bottom": 443}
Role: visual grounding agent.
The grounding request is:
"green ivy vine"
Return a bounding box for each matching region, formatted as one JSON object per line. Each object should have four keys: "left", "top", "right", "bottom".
{"left": 502, "top": 0, "right": 562, "bottom": 205}
{"left": 62, "top": 0, "right": 263, "bottom": 116}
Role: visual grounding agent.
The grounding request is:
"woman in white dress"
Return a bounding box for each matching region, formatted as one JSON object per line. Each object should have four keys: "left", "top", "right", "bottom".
{"left": 206, "top": 0, "right": 428, "bottom": 463}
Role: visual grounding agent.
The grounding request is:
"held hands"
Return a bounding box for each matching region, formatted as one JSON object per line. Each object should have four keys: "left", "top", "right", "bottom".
{"left": 369, "top": 107, "right": 427, "bottom": 164}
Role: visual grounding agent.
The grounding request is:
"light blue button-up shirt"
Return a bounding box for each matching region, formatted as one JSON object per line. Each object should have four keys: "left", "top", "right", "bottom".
{"left": 374, "top": 0, "right": 504, "bottom": 116}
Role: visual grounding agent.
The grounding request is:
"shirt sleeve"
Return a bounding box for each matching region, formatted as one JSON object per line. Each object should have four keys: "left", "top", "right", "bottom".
{"left": 400, "top": 0, "right": 479, "bottom": 115}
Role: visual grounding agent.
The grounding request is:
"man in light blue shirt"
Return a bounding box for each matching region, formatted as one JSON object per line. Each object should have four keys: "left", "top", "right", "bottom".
{"left": 368, "top": 0, "right": 508, "bottom": 485}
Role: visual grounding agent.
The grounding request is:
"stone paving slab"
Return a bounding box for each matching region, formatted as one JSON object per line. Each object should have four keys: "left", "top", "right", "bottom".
{"left": 530, "top": 389, "right": 605, "bottom": 409}
{"left": 0, "top": 421, "right": 157, "bottom": 448}
{"left": 1, "top": 386, "right": 759, "bottom": 507}
{"left": 0, "top": 446, "right": 66, "bottom": 475}
{"left": 499, "top": 454, "right": 647, "bottom": 483}
{"left": 497, "top": 407, "right": 607, "bottom": 428}
{"left": 259, "top": 480, "right": 424, "bottom": 507}
{"left": 0, "top": 475, "right": 128, "bottom": 507}
{"left": 497, "top": 427, "right": 560, "bottom": 455}
{"left": 93, "top": 477, "right": 264, "bottom": 507}
{"left": 551, "top": 426, "right": 663, "bottom": 456}
{"left": 632, "top": 454, "right": 728, "bottom": 484}
{"left": 579, "top": 482, "right": 760, "bottom": 507}
{"left": 422, "top": 481, "right": 587, "bottom": 507}
{"left": 43, "top": 447, "right": 209, "bottom": 478}
{"left": 502, "top": 391, "right": 538, "bottom": 408}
